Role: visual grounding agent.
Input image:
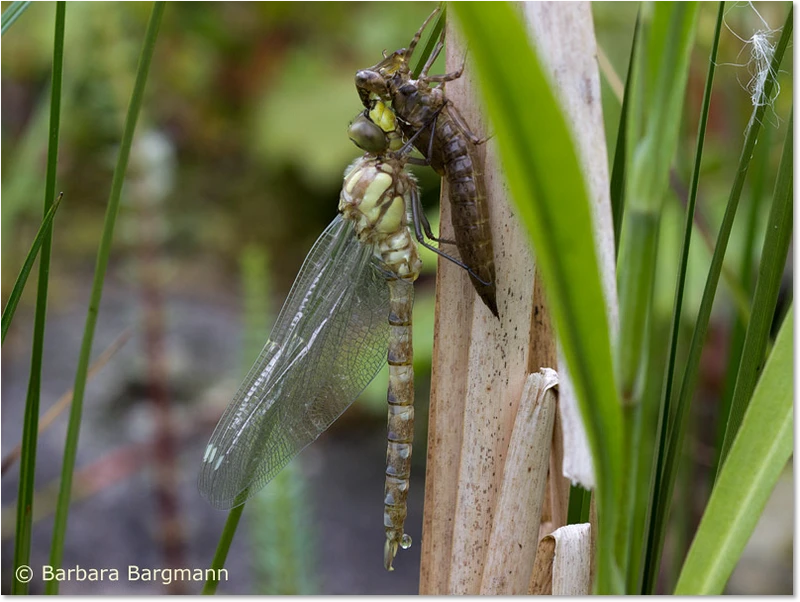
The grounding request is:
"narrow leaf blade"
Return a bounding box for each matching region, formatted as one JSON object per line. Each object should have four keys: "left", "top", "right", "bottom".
{"left": 674, "top": 307, "right": 793, "bottom": 594}
{"left": 1, "top": 194, "right": 64, "bottom": 344}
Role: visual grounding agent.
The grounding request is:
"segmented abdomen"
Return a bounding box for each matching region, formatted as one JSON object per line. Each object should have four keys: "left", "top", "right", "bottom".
{"left": 383, "top": 277, "right": 415, "bottom": 570}
{"left": 399, "top": 109, "right": 498, "bottom": 317}
{"left": 436, "top": 114, "right": 496, "bottom": 317}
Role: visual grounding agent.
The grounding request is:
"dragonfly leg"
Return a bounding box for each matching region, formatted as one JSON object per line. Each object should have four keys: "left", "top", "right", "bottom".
{"left": 406, "top": 7, "right": 440, "bottom": 60}
{"left": 394, "top": 95, "right": 443, "bottom": 166}
{"left": 419, "top": 32, "right": 445, "bottom": 78}
{"left": 401, "top": 109, "right": 459, "bottom": 246}
{"left": 445, "top": 99, "right": 489, "bottom": 146}
{"left": 410, "top": 180, "right": 456, "bottom": 245}
{"left": 422, "top": 108, "right": 438, "bottom": 162}
{"left": 421, "top": 60, "right": 464, "bottom": 85}
{"left": 409, "top": 188, "right": 489, "bottom": 285}
{"left": 402, "top": 110, "right": 461, "bottom": 247}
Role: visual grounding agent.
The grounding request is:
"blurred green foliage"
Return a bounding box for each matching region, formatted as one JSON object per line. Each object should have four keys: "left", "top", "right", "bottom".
{"left": 1, "top": 1, "right": 443, "bottom": 300}
{"left": 3, "top": 2, "right": 790, "bottom": 326}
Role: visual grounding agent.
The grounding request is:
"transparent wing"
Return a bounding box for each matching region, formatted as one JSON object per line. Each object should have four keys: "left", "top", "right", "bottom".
{"left": 199, "top": 215, "right": 403, "bottom": 509}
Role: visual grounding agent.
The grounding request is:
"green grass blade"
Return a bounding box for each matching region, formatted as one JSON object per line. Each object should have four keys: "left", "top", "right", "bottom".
{"left": 11, "top": 2, "right": 64, "bottom": 594}
{"left": 608, "top": 12, "right": 639, "bottom": 255}
{"left": 1, "top": 192, "right": 63, "bottom": 344}
{"left": 714, "top": 125, "right": 773, "bottom": 480}
{"left": 566, "top": 485, "right": 591, "bottom": 525}
{"left": 203, "top": 504, "right": 245, "bottom": 595}
{"left": 719, "top": 110, "right": 793, "bottom": 463}
{"left": 615, "top": 3, "right": 699, "bottom": 587}
{"left": 632, "top": 2, "right": 724, "bottom": 593}
{"left": 626, "top": 311, "right": 671, "bottom": 593}
{"left": 642, "top": 6, "right": 792, "bottom": 593}
{"left": 674, "top": 306, "right": 793, "bottom": 594}
{"left": 616, "top": 1, "right": 699, "bottom": 404}
{"left": 1, "top": 0, "right": 32, "bottom": 36}
{"left": 45, "top": 3, "right": 166, "bottom": 593}
{"left": 451, "top": 3, "right": 624, "bottom": 592}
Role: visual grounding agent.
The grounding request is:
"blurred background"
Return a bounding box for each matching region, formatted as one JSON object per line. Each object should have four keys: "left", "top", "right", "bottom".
{"left": 1, "top": 1, "right": 792, "bottom": 594}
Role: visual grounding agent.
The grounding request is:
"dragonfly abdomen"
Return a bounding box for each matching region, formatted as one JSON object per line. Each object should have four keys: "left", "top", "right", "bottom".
{"left": 339, "top": 152, "right": 420, "bottom": 571}
{"left": 383, "top": 277, "right": 415, "bottom": 571}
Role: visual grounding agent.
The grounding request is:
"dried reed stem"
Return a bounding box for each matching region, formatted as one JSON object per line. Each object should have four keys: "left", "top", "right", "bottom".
{"left": 420, "top": 2, "right": 614, "bottom": 594}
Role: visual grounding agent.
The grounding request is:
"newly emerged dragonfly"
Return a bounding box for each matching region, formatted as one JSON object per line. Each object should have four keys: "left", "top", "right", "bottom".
{"left": 200, "top": 102, "right": 422, "bottom": 571}
{"left": 356, "top": 8, "right": 499, "bottom": 317}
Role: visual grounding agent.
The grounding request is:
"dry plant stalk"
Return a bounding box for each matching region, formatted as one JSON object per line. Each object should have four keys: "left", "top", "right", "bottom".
{"left": 550, "top": 524, "right": 593, "bottom": 594}
{"left": 480, "top": 370, "right": 558, "bottom": 594}
{"left": 530, "top": 524, "right": 593, "bottom": 595}
{"left": 419, "top": 22, "right": 551, "bottom": 596}
{"left": 529, "top": 534, "right": 556, "bottom": 595}
{"left": 419, "top": 2, "right": 615, "bottom": 595}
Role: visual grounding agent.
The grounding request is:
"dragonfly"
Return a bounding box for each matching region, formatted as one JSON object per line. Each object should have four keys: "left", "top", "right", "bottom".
{"left": 355, "top": 8, "right": 499, "bottom": 318}
{"left": 199, "top": 101, "right": 423, "bottom": 571}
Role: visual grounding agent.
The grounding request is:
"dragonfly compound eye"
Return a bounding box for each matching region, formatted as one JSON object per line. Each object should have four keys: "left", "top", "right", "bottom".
{"left": 348, "top": 113, "right": 389, "bottom": 154}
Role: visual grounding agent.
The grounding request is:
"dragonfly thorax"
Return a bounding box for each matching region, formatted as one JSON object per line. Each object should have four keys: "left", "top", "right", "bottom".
{"left": 339, "top": 156, "right": 421, "bottom": 282}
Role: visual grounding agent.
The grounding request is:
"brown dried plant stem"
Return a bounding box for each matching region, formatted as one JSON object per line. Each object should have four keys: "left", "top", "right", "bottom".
{"left": 419, "top": 19, "right": 559, "bottom": 597}
{"left": 133, "top": 173, "right": 186, "bottom": 592}
{"left": 419, "top": 3, "right": 615, "bottom": 594}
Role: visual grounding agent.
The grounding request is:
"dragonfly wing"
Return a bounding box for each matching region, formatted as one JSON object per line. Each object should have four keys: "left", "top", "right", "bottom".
{"left": 199, "top": 215, "right": 392, "bottom": 509}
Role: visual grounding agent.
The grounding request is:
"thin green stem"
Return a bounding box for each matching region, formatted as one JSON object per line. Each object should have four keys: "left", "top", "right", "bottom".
{"left": 203, "top": 505, "right": 246, "bottom": 595}
{"left": 12, "top": 2, "right": 64, "bottom": 594}
{"left": 642, "top": 6, "right": 792, "bottom": 593}
{"left": 2, "top": 193, "right": 64, "bottom": 344}
{"left": 719, "top": 110, "right": 793, "bottom": 464}
{"left": 1, "top": 0, "right": 32, "bottom": 35}
{"left": 615, "top": 210, "right": 659, "bottom": 583}
{"left": 616, "top": 210, "right": 660, "bottom": 403}
{"left": 626, "top": 310, "right": 670, "bottom": 593}
{"left": 45, "top": 3, "right": 166, "bottom": 593}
